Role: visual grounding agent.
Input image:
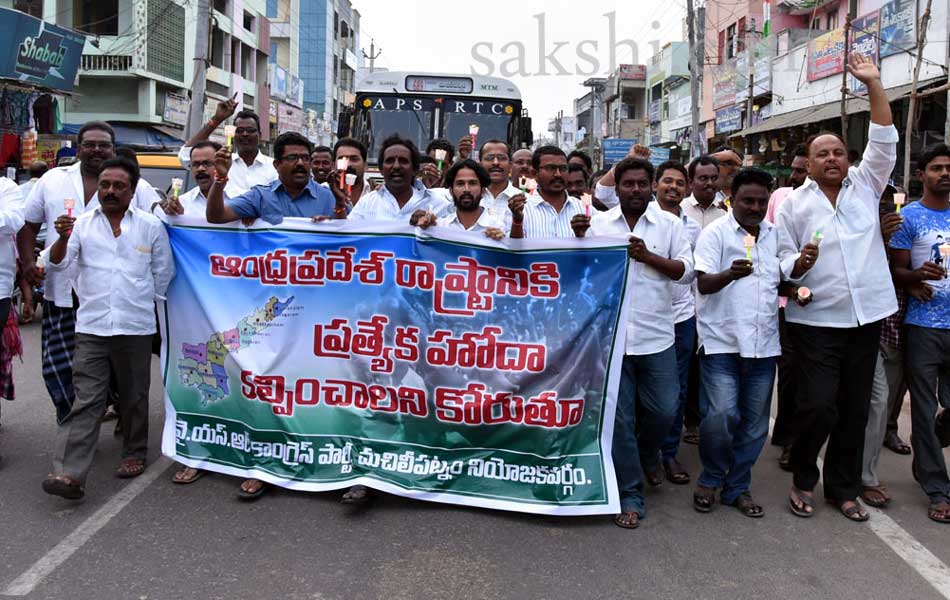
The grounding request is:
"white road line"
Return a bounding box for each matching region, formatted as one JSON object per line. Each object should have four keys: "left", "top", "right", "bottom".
{"left": 772, "top": 418, "right": 950, "bottom": 599}
{"left": 1, "top": 456, "right": 172, "bottom": 597}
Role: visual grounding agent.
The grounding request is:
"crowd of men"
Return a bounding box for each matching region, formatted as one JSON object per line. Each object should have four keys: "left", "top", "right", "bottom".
{"left": 2, "top": 54, "right": 949, "bottom": 529}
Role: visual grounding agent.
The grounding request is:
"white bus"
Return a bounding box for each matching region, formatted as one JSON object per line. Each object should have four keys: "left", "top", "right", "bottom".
{"left": 338, "top": 71, "right": 533, "bottom": 168}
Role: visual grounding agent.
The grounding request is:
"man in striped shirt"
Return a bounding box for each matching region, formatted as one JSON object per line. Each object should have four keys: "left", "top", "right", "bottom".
{"left": 510, "top": 146, "right": 588, "bottom": 239}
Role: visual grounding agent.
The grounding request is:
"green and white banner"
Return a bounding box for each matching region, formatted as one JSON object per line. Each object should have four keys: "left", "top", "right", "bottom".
{"left": 160, "top": 218, "right": 630, "bottom": 515}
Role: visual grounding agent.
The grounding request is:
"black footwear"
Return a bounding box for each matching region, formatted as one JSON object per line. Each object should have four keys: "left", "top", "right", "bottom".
{"left": 682, "top": 426, "right": 700, "bottom": 445}
{"left": 662, "top": 458, "right": 690, "bottom": 485}
{"left": 883, "top": 432, "right": 912, "bottom": 455}
{"left": 778, "top": 446, "right": 792, "bottom": 471}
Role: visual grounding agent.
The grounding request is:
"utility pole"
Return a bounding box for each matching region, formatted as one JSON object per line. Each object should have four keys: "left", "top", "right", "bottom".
{"left": 839, "top": 13, "right": 851, "bottom": 143}
{"left": 904, "top": 0, "right": 933, "bottom": 188}
{"left": 362, "top": 39, "right": 382, "bottom": 73}
{"left": 687, "top": 1, "right": 705, "bottom": 161}
{"left": 185, "top": 0, "right": 211, "bottom": 140}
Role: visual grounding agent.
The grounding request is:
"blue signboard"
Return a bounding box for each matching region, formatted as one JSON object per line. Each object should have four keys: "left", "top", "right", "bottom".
{"left": 647, "top": 146, "right": 671, "bottom": 167}
{"left": 602, "top": 139, "right": 637, "bottom": 165}
{"left": 0, "top": 7, "right": 86, "bottom": 92}
{"left": 879, "top": 0, "right": 915, "bottom": 58}
{"left": 715, "top": 106, "right": 743, "bottom": 135}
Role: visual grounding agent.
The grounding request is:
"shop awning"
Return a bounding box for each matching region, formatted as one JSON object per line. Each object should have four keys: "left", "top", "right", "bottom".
{"left": 60, "top": 122, "right": 184, "bottom": 149}
{"left": 731, "top": 78, "right": 944, "bottom": 138}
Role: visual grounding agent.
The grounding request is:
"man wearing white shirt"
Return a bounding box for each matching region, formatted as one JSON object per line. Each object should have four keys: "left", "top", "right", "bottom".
{"left": 682, "top": 156, "right": 729, "bottom": 229}
{"left": 0, "top": 177, "right": 23, "bottom": 463}
{"left": 479, "top": 140, "right": 526, "bottom": 229}
{"left": 17, "top": 160, "right": 48, "bottom": 201}
{"left": 18, "top": 121, "right": 159, "bottom": 423}
{"left": 510, "top": 146, "right": 588, "bottom": 239}
{"left": 692, "top": 168, "right": 803, "bottom": 518}
{"left": 775, "top": 54, "right": 897, "bottom": 522}
{"left": 348, "top": 135, "right": 453, "bottom": 223}
{"left": 653, "top": 161, "right": 702, "bottom": 485}
{"left": 42, "top": 158, "right": 173, "bottom": 500}
{"left": 159, "top": 141, "right": 221, "bottom": 219}
{"left": 177, "top": 97, "right": 277, "bottom": 198}
{"left": 580, "top": 157, "right": 694, "bottom": 529}
{"left": 413, "top": 159, "right": 506, "bottom": 240}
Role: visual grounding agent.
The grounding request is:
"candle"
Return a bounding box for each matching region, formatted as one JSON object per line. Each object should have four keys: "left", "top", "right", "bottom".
{"left": 797, "top": 286, "right": 812, "bottom": 302}
{"left": 434, "top": 148, "right": 446, "bottom": 171}
{"left": 344, "top": 173, "right": 358, "bottom": 187}
{"left": 810, "top": 229, "right": 823, "bottom": 246}
{"left": 337, "top": 158, "right": 349, "bottom": 188}
{"left": 36, "top": 253, "right": 46, "bottom": 273}
{"left": 894, "top": 193, "right": 905, "bottom": 213}
{"left": 743, "top": 234, "right": 755, "bottom": 260}
{"left": 224, "top": 125, "right": 236, "bottom": 151}
{"left": 64, "top": 198, "right": 75, "bottom": 218}
{"left": 469, "top": 124, "right": 480, "bottom": 159}
{"left": 582, "top": 193, "right": 592, "bottom": 217}
{"left": 519, "top": 176, "right": 528, "bottom": 193}
{"left": 170, "top": 177, "right": 183, "bottom": 199}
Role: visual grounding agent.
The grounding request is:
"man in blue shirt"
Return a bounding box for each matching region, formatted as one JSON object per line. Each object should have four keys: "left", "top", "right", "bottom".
{"left": 206, "top": 131, "right": 343, "bottom": 225}
{"left": 890, "top": 143, "right": 950, "bottom": 524}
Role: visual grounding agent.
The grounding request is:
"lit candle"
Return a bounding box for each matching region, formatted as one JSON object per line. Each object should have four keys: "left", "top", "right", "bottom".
{"left": 224, "top": 125, "right": 236, "bottom": 152}
{"left": 810, "top": 229, "right": 823, "bottom": 246}
{"left": 582, "top": 193, "right": 592, "bottom": 217}
{"left": 171, "top": 177, "right": 183, "bottom": 199}
{"left": 469, "top": 124, "right": 480, "bottom": 159}
{"left": 797, "top": 286, "right": 812, "bottom": 302}
{"left": 519, "top": 176, "right": 528, "bottom": 193}
{"left": 894, "top": 193, "right": 905, "bottom": 213}
{"left": 36, "top": 253, "right": 46, "bottom": 274}
{"left": 64, "top": 198, "right": 75, "bottom": 218}
{"left": 743, "top": 234, "right": 755, "bottom": 260}
{"left": 434, "top": 148, "right": 446, "bottom": 171}
{"left": 345, "top": 172, "right": 357, "bottom": 196}
{"left": 337, "top": 158, "right": 349, "bottom": 188}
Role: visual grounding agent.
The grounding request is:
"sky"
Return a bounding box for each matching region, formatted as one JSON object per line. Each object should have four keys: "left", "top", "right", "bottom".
{"left": 356, "top": 0, "right": 687, "bottom": 139}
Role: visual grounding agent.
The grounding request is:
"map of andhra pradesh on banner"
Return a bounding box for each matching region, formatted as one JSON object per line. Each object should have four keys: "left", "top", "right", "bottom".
{"left": 158, "top": 218, "right": 631, "bottom": 515}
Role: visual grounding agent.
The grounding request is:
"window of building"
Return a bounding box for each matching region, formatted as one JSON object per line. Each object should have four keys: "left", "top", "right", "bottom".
{"left": 811, "top": 16, "right": 821, "bottom": 30}
{"left": 147, "top": 0, "right": 186, "bottom": 82}
{"left": 243, "top": 10, "right": 255, "bottom": 32}
{"left": 211, "top": 28, "right": 225, "bottom": 69}
{"left": 726, "top": 23, "right": 737, "bottom": 59}
{"left": 826, "top": 11, "right": 838, "bottom": 29}
{"left": 737, "top": 17, "right": 746, "bottom": 54}
{"left": 269, "top": 41, "right": 277, "bottom": 64}
{"left": 213, "top": 0, "right": 229, "bottom": 14}
{"left": 14, "top": 0, "right": 43, "bottom": 18}
{"left": 73, "top": 0, "right": 119, "bottom": 36}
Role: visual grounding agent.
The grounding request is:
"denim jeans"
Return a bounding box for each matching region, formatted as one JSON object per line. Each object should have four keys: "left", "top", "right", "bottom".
{"left": 662, "top": 317, "right": 696, "bottom": 461}
{"left": 613, "top": 346, "right": 679, "bottom": 516}
{"left": 697, "top": 352, "right": 776, "bottom": 504}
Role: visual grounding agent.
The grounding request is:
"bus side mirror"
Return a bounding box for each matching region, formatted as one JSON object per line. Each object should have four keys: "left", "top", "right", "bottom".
{"left": 521, "top": 117, "right": 533, "bottom": 147}
{"left": 337, "top": 108, "right": 353, "bottom": 138}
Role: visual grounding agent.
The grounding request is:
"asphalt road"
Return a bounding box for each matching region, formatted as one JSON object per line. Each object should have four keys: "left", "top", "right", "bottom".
{"left": 1, "top": 320, "right": 948, "bottom": 600}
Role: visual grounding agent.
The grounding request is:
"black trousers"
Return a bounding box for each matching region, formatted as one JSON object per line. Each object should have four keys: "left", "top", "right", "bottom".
{"left": 771, "top": 308, "right": 798, "bottom": 447}
{"left": 787, "top": 321, "right": 881, "bottom": 501}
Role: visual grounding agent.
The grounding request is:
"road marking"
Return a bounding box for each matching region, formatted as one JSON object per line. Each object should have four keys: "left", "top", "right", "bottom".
{"left": 771, "top": 418, "right": 950, "bottom": 599}
{"left": 1, "top": 456, "right": 172, "bottom": 597}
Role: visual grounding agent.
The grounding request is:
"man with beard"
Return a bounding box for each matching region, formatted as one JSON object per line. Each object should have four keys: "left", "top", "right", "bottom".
{"left": 577, "top": 157, "right": 694, "bottom": 529}
{"left": 310, "top": 146, "right": 333, "bottom": 184}
{"left": 890, "top": 143, "right": 950, "bottom": 523}
{"left": 776, "top": 54, "right": 897, "bottom": 522}
{"left": 329, "top": 137, "right": 371, "bottom": 204}
{"left": 41, "top": 157, "right": 173, "bottom": 499}
{"left": 654, "top": 161, "right": 701, "bottom": 485}
{"left": 510, "top": 146, "right": 588, "bottom": 239}
{"left": 593, "top": 144, "right": 652, "bottom": 209}
{"left": 566, "top": 164, "right": 591, "bottom": 199}
{"left": 766, "top": 145, "right": 809, "bottom": 469}
{"left": 159, "top": 142, "right": 220, "bottom": 218}
{"left": 693, "top": 168, "right": 803, "bottom": 519}
{"left": 711, "top": 146, "right": 742, "bottom": 205}
{"left": 178, "top": 97, "right": 277, "bottom": 197}
{"left": 18, "top": 121, "right": 161, "bottom": 423}
{"left": 413, "top": 159, "right": 506, "bottom": 239}
{"left": 511, "top": 148, "right": 535, "bottom": 185}
{"left": 349, "top": 135, "right": 452, "bottom": 222}
{"left": 682, "top": 156, "right": 727, "bottom": 229}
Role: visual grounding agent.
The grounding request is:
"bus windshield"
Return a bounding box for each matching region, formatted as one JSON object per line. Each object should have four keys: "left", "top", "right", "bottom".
{"left": 441, "top": 98, "right": 515, "bottom": 150}
{"left": 361, "top": 96, "right": 434, "bottom": 161}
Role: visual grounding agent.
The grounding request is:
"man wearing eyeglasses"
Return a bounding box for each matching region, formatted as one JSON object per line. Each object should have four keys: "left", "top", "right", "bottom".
{"left": 159, "top": 142, "right": 221, "bottom": 218}
{"left": 178, "top": 97, "right": 278, "bottom": 197}
{"left": 509, "top": 146, "right": 589, "bottom": 239}
{"left": 206, "top": 132, "right": 341, "bottom": 227}
{"left": 17, "top": 121, "right": 161, "bottom": 424}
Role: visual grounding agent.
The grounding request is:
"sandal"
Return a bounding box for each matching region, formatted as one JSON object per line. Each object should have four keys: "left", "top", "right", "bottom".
{"left": 829, "top": 499, "right": 870, "bottom": 522}
{"left": 172, "top": 466, "right": 205, "bottom": 485}
{"left": 644, "top": 466, "right": 664, "bottom": 487}
{"left": 788, "top": 487, "right": 815, "bottom": 518}
{"left": 928, "top": 500, "right": 950, "bottom": 523}
{"left": 725, "top": 492, "right": 764, "bottom": 518}
{"left": 116, "top": 458, "right": 146, "bottom": 479}
{"left": 613, "top": 511, "right": 640, "bottom": 529}
{"left": 883, "top": 432, "right": 912, "bottom": 455}
{"left": 693, "top": 485, "right": 717, "bottom": 513}
{"left": 663, "top": 458, "right": 690, "bottom": 485}
{"left": 860, "top": 485, "right": 891, "bottom": 508}
{"left": 42, "top": 474, "right": 85, "bottom": 500}
{"left": 682, "top": 427, "right": 700, "bottom": 445}
{"left": 237, "top": 478, "right": 269, "bottom": 501}
{"left": 341, "top": 484, "right": 372, "bottom": 504}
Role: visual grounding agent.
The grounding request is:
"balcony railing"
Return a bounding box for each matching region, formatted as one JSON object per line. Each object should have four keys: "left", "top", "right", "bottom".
{"left": 81, "top": 54, "right": 133, "bottom": 72}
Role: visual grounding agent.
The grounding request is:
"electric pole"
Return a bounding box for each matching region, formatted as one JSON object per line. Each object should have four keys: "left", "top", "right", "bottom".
{"left": 185, "top": 0, "right": 211, "bottom": 139}
{"left": 687, "top": 0, "right": 705, "bottom": 161}
{"left": 362, "top": 39, "right": 382, "bottom": 73}
{"left": 839, "top": 13, "right": 851, "bottom": 143}
{"left": 904, "top": 0, "right": 933, "bottom": 188}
